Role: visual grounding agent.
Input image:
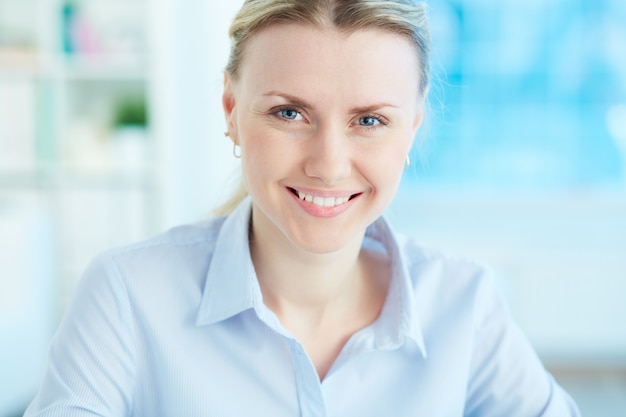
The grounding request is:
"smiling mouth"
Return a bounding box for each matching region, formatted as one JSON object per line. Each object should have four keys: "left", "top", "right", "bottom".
{"left": 288, "top": 188, "right": 360, "bottom": 208}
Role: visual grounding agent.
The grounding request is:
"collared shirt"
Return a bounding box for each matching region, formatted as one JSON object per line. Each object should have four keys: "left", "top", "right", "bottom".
{"left": 25, "top": 198, "right": 579, "bottom": 416}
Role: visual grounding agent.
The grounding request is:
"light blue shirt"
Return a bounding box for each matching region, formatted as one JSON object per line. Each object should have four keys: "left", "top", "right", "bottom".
{"left": 25, "top": 198, "right": 579, "bottom": 416}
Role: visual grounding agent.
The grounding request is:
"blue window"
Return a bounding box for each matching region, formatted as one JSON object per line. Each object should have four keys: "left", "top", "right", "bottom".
{"left": 407, "top": 0, "right": 626, "bottom": 189}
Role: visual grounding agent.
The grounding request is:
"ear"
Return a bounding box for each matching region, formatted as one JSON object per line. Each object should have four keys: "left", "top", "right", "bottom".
{"left": 222, "top": 72, "right": 238, "bottom": 142}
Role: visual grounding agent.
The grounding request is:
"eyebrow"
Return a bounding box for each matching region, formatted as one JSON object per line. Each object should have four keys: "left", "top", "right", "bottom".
{"left": 350, "top": 102, "right": 400, "bottom": 114}
{"left": 262, "top": 91, "right": 314, "bottom": 110}
{"left": 262, "top": 91, "right": 399, "bottom": 114}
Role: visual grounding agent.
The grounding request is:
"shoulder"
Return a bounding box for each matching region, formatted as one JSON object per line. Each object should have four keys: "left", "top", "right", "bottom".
{"left": 105, "top": 216, "right": 226, "bottom": 260}
{"left": 395, "top": 234, "right": 503, "bottom": 324}
{"left": 397, "top": 234, "right": 491, "bottom": 286}
{"left": 85, "top": 216, "right": 229, "bottom": 289}
{"left": 115, "top": 216, "right": 227, "bottom": 255}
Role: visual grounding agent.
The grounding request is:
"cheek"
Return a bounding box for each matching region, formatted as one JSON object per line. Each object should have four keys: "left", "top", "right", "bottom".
{"left": 241, "top": 147, "right": 268, "bottom": 193}
{"left": 355, "top": 152, "right": 405, "bottom": 201}
{"left": 239, "top": 126, "right": 292, "bottom": 191}
{"left": 369, "top": 145, "right": 412, "bottom": 203}
{"left": 363, "top": 137, "right": 412, "bottom": 177}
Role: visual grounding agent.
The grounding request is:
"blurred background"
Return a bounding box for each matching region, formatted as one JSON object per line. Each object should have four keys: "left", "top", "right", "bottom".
{"left": 0, "top": 0, "right": 624, "bottom": 415}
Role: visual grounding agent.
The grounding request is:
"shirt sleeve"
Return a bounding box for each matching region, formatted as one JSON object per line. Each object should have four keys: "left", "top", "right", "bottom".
{"left": 464, "top": 271, "right": 581, "bottom": 417}
{"left": 24, "top": 253, "right": 136, "bottom": 416}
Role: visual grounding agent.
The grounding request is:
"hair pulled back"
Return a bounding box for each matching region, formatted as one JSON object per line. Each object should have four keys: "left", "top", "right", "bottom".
{"left": 226, "top": 0, "right": 431, "bottom": 95}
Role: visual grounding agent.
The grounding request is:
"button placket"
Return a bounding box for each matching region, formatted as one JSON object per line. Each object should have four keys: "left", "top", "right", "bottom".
{"left": 288, "top": 340, "right": 328, "bottom": 417}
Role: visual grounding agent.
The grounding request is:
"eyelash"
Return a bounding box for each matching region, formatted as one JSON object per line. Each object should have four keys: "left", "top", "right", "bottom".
{"left": 273, "top": 106, "right": 304, "bottom": 122}
{"left": 272, "top": 106, "right": 388, "bottom": 131}
{"left": 356, "top": 114, "right": 388, "bottom": 130}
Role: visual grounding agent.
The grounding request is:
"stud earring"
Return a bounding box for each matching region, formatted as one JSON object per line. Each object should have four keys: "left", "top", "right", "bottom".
{"left": 233, "top": 143, "right": 242, "bottom": 158}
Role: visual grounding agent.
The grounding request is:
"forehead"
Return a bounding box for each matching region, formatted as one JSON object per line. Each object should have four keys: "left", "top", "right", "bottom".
{"left": 236, "top": 23, "right": 421, "bottom": 103}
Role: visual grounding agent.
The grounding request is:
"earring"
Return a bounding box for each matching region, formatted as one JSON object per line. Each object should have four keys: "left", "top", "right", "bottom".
{"left": 225, "top": 131, "right": 241, "bottom": 158}
{"left": 233, "top": 142, "right": 242, "bottom": 158}
{"left": 404, "top": 154, "right": 411, "bottom": 170}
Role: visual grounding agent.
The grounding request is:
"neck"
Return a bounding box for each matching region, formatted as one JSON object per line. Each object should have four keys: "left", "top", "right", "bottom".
{"left": 249, "top": 212, "right": 366, "bottom": 321}
{"left": 251, "top": 241, "right": 365, "bottom": 317}
{"left": 248, "top": 205, "right": 390, "bottom": 380}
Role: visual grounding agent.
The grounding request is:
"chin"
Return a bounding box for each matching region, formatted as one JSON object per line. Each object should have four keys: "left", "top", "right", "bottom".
{"left": 291, "top": 238, "right": 355, "bottom": 256}
{"left": 283, "top": 219, "right": 367, "bottom": 256}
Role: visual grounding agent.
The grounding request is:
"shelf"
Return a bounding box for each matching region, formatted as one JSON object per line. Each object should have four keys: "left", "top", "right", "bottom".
{"left": 57, "top": 172, "right": 154, "bottom": 189}
{"left": 1, "top": 1, "right": 157, "bottom": 412}
{"left": 0, "top": 54, "right": 149, "bottom": 81}
{"left": 59, "top": 54, "right": 150, "bottom": 81}
{"left": 0, "top": 170, "right": 154, "bottom": 190}
{"left": 0, "top": 46, "right": 39, "bottom": 64}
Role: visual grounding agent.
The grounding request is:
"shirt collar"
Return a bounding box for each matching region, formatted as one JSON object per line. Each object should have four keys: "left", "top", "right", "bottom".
{"left": 364, "top": 216, "right": 427, "bottom": 357}
{"left": 196, "top": 197, "right": 426, "bottom": 357}
{"left": 196, "top": 197, "right": 262, "bottom": 325}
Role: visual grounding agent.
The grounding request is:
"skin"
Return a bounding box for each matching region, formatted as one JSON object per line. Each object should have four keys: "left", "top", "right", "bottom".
{"left": 223, "top": 23, "right": 426, "bottom": 380}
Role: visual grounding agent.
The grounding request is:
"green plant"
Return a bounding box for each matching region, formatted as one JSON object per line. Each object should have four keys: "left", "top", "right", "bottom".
{"left": 113, "top": 97, "right": 148, "bottom": 127}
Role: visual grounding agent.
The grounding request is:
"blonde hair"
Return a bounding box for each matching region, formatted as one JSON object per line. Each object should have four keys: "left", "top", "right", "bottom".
{"left": 215, "top": 0, "right": 431, "bottom": 216}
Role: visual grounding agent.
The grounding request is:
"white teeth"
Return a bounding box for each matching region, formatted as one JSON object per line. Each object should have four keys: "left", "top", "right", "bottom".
{"left": 296, "top": 190, "right": 351, "bottom": 207}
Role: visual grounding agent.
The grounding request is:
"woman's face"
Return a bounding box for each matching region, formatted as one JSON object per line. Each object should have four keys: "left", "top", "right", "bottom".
{"left": 223, "top": 24, "right": 425, "bottom": 254}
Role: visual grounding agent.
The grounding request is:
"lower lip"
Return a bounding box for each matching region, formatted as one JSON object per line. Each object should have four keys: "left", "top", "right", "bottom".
{"left": 289, "top": 190, "right": 358, "bottom": 218}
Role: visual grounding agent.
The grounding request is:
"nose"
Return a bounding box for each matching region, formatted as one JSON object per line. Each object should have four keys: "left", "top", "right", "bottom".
{"left": 303, "top": 126, "right": 352, "bottom": 186}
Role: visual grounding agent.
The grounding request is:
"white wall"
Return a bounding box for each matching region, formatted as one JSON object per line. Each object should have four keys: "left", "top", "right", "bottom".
{"left": 0, "top": 201, "right": 56, "bottom": 414}
{"left": 150, "top": 0, "right": 244, "bottom": 229}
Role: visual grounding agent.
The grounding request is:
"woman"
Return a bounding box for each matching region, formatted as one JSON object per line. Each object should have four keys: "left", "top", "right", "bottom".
{"left": 25, "top": 1, "right": 580, "bottom": 416}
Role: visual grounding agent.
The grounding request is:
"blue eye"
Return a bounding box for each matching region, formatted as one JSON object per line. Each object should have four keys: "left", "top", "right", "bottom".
{"left": 359, "top": 116, "right": 381, "bottom": 127}
{"left": 278, "top": 108, "right": 303, "bottom": 121}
